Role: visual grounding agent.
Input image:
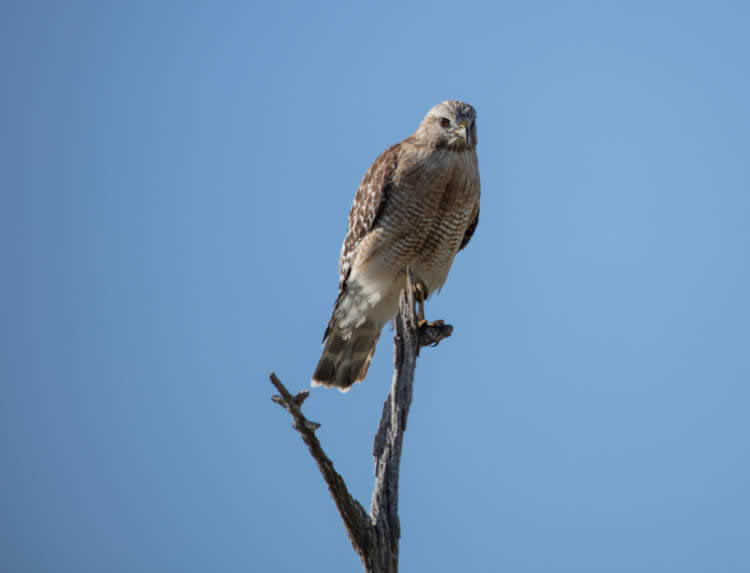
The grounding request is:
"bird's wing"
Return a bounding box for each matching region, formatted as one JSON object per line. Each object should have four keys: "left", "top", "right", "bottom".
{"left": 459, "top": 204, "right": 479, "bottom": 252}
{"left": 338, "top": 143, "right": 400, "bottom": 279}
{"left": 322, "top": 143, "right": 400, "bottom": 341}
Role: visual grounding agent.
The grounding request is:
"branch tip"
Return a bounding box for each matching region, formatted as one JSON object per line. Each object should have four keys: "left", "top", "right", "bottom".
{"left": 293, "top": 390, "right": 311, "bottom": 406}
{"left": 418, "top": 322, "right": 453, "bottom": 347}
{"left": 304, "top": 420, "right": 321, "bottom": 431}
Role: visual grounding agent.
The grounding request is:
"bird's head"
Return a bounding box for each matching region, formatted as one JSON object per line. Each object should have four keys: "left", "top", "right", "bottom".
{"left": 416, "top": 100, "right": 477, "bottom": 151}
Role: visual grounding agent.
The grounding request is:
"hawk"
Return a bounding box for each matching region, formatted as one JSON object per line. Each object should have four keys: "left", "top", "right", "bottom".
{"left": 312, "top": 100, "right": 481, "bottom": 391}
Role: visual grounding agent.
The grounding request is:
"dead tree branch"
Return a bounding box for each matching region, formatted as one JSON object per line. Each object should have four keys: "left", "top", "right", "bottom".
{"left": 270, "top": 269, "right": 452, "bottom": 572}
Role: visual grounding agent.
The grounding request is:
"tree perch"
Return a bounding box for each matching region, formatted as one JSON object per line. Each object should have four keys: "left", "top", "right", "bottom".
{"left": 270, "top": 269, "right": 452, "bottom": 572}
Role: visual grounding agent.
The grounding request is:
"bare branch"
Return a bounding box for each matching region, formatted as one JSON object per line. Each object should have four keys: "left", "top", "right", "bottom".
{"left": 269, "top": 373, "right": 373, "bottom": 563}
{"left": 270, "top": 268, "right": 452, "bottom": 572}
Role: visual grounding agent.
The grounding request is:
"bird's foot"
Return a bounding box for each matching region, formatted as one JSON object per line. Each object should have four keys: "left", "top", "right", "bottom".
{"left": 418, "top": 319, "right": 452, "bottom": 347}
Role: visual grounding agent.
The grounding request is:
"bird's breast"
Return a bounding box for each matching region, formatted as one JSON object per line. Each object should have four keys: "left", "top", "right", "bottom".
{"left": 407, "top": 150, "right": 480, "bottom": 291}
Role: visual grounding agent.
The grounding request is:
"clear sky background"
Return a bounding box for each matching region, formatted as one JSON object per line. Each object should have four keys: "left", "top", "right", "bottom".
{"left": 3, "top": 1, "right": 750, "bottom": 572}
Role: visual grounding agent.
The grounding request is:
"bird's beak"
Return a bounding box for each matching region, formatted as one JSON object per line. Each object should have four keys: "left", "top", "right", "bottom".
{"left": 456, "top": 121, "right": 469, "bottom": 143}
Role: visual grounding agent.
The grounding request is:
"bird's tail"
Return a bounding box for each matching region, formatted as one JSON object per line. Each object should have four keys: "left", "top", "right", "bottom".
{"left": 311, "top": 320, "right": 381, "bottom": 391}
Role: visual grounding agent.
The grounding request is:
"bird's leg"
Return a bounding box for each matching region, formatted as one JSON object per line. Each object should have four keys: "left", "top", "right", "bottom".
{"left": 413, "top": 279, "right": 445, "bottom": 331}
{"left": 405, "top": 270, "right": 451, "bottom": 347}
{"left": 414, "top": 279, "right": 427, "bottom": 326}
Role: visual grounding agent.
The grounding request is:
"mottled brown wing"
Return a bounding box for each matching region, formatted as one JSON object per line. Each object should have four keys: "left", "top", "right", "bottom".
{"left": 459, "top": 205, "right": 479, "bottom": 251}
{"left": 339, "top": 143, "right": 400, "bottom": 278}
{"left": 322, "top": 143, "right": 400, "bottom": 342}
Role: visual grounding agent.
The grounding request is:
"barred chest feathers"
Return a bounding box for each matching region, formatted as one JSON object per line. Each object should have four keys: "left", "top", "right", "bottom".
{"left": 402, "top": 148, "right": 480, "bottom": 293}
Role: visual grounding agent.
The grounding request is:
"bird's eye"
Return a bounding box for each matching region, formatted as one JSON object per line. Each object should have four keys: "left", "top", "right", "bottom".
{"left": 440, "top": 118, "right": 451, "bottom": 128}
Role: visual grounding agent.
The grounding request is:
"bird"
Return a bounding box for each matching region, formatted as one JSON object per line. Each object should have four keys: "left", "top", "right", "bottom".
{"left": 312, "top": 100, "right": 481, "bottom": 391}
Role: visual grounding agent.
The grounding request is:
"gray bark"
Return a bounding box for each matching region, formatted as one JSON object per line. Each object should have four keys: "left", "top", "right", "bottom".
{"left": 270, "top": 269, "right": 452, "bottom": 572}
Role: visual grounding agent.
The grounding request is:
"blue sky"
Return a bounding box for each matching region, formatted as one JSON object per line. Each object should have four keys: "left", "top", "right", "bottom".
{"left": 3, "top": 1, "right": 750, "bottom": 571}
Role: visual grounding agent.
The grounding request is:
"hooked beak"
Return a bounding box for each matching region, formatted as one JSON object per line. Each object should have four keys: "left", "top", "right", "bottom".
{"left": 455, "top": 120, "right": 469, "bottom": 144}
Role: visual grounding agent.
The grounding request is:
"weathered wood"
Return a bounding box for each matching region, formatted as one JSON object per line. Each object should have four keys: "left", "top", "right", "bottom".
{"left": 270, "top": 269, "right": 452, "bottom": 572}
